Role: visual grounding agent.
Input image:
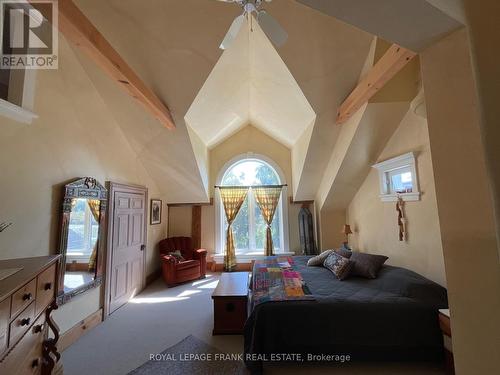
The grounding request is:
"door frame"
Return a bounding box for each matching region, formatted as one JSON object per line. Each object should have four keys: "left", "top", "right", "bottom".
{"left": 103, "top": 181, "right": 148, "bottom": 318}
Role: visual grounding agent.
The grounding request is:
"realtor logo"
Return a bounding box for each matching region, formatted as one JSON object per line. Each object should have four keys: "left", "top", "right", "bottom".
{"left": 0, "top": 0, "right": 58, "bottom": 69}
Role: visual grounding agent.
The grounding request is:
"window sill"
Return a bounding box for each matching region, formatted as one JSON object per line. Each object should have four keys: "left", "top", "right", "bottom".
{"left": 379, "top": 192, "right": 421, "bottom": 202}
{"left": 0, "top": 98, "right": 38, "bottom": 124}
{"left": 66, "top": 254, "right": 92, "bottom": 262}
{"left": 213, "top": 251, "right": 295, "bottom": 264}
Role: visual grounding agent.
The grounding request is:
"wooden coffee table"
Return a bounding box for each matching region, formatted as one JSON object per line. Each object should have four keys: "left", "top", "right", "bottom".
{"left": 212, "top": 272, "right": 249, "bottom": 335}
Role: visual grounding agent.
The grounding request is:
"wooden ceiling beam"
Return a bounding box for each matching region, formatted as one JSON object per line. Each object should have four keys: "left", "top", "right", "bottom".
{"left": 31, "top": 0, "right": 175, "bottom": 129}
{"left": 336, "top": 44, "right": 416, "bottom": 125}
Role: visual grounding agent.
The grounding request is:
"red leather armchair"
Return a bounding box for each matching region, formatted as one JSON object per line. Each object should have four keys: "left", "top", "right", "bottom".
{"left": 159, "top": 237, "right": 207, "bottom": 287}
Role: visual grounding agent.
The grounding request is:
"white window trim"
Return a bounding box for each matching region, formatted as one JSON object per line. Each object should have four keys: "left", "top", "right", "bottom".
{"left": 372, "top": 152, "right": 421, "bottom": 202}
{"left": 0, "top": 97, "right": 37, "bottom": 123}
{"left": 214, "top": 153, "right": 290, "bottom": 263}
{"left": 0, "top": 3, "right": 38, "bottom": 124}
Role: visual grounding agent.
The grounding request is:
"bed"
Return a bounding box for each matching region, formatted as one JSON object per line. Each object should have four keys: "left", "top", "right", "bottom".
{"left": 244, "top": 256, "right": 448, "bottom": 371}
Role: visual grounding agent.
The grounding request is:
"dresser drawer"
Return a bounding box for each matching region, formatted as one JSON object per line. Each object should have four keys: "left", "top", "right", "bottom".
{"left": 1, "top": 313, "right": 45, "bottom": 375}
{"left": 0, "top": 298, "right": 10, "bottom": 355}
{"left": 11, "top": 279, "right": 36, "bottom": 319}
{"left": 9, "top": 302, "right": 35, "bottom": 345}
{"left": 35, "top": 264, "right": 56, "bottom": 316}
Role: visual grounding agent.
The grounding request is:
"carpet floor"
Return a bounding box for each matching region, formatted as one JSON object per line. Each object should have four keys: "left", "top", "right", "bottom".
{"left": 62, "top": 273, "right": 445, "bottom": 375}
{"left": 127, "top": 335, "right": 247, "bottom": 375}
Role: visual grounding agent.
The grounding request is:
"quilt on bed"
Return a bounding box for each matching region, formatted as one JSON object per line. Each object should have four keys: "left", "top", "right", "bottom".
{"left": 251, "top": 256, "right": 314, "bottom": 309}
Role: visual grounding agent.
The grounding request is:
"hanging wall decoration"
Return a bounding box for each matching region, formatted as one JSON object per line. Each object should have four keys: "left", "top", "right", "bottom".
{"left": 396, "top": 196, "right": 407, "bottom": 241}
{"left": 299, "top": 204, "right": 317, "bottom": 255}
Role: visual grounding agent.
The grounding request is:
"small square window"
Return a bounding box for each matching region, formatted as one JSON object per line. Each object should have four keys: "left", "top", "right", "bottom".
{"left": 373, "top": 152, "right": 420, "bottom": 202}
{"left": 388, "top": 166, "right": 413, "bottom": 194}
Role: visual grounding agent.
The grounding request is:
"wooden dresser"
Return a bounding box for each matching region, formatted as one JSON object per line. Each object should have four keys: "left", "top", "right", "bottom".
{"left": 0, "top": 256, "right": 60, "bottom": 375}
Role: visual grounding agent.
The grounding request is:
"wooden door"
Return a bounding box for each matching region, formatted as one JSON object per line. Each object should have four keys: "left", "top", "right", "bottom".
{"left": 109, "top": 190, "right": 146, "bottom": 314}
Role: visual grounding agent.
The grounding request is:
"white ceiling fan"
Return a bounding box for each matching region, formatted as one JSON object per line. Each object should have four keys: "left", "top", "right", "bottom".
{"left": 216, "top": 0, "right": 288, "bottom": 50}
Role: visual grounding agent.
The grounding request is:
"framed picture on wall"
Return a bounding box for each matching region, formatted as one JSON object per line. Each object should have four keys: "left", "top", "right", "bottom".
{"left": 150, "top": 199, "right": 162, "bottom": 225}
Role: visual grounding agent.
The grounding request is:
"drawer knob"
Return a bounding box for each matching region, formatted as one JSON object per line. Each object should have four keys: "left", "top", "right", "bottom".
{"left": 20, "top": 318, "right": 31, "bottom": 326}
{"left": 34, "top": 324, "right": 43, "bottom": 333}
{"left": 31, "top": 359, "right": 39, "bottom": 368}
{"left": 22, "top": 292, "right": 32, "bottom": 301}
{"left": 44, "top": 282, "right": 52, "bottom": 290}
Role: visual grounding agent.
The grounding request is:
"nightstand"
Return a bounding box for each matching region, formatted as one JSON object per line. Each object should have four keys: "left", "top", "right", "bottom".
{"left": 438, "top": 309, "right": 454, "bottom": 375}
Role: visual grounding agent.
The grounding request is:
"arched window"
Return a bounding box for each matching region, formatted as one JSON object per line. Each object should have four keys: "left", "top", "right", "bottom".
{"left": 216, "top": 155, "right": 289, "bottom": 256}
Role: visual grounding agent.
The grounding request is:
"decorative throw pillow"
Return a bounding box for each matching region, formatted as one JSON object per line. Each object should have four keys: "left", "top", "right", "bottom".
{"left": 323, "top": 252, "right": 354, "bottom": 280}
{"left": 350, "top": 252, "right": 388, "bottom": 279}
{"left": 307, "top": 250, "right": 334, "bottom": 266}
{"left": 167, "top": 250, "right": 184, "bottom": 262}
{"left": 335, "top": 247, "right": 352, "bottom": 259}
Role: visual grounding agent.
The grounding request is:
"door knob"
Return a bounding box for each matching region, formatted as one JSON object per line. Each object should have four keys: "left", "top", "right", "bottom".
{"left": 140, "top": 244, "right": 146, "bottom": 251}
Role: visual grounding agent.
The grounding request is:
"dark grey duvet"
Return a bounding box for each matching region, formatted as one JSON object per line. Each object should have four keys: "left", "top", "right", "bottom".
{"left": 244, "top": 256, "right": 448, "bottom": 370}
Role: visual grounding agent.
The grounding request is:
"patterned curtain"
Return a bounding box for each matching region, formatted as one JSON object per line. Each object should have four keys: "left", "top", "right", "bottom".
{"left": 254, "top": 187, "right": 282, "bottom": 256}
{"left": 87, "top": 200, "right": 100, "bottom": 272}
{"left": 219, "top": 187, "right": 249, "bottom": 271}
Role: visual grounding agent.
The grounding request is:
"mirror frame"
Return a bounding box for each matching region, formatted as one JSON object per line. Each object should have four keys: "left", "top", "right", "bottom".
{"left": 57, "top": 177, "right": 107, "bottom": 305}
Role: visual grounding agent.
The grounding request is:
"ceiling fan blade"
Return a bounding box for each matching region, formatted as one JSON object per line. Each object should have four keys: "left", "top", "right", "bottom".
{"left": 220, "top": 14, "right": 245, "bottom": 50}
{"left": 257, "top": 10, "right": 288, "bottom": 47}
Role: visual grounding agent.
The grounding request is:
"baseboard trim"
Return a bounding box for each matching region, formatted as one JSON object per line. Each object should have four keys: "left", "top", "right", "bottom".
{"left": 59, "top": 309, "right": 103, "bottom": 352}
{"left": 146, "top": 268, "right": 162, "bottom": 286}
{"left": 212, "top": 263, "right": 253, "bottom": 272}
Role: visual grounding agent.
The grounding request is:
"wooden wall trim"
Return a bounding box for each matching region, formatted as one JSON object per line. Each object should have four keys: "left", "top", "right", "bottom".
{"left": 192, "top": 206, "right": 202, "bottom": 249}
{"left": 289, "top": 197, "right": 314, "bottom": 205}
{"left": 29, "top": 0, "right": 175, "bottom": 130}
{"left": 336, "top": 44, "right": 416, "bottom": 125}
{"left": 167, "top": 198, "right": 213, "bottom": 207}
{"left": 58, "top": 309, "right": 103, "bottom": 352}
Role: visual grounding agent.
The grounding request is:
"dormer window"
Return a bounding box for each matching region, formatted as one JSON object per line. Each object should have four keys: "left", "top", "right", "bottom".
{"left": 372, "top": 152, "right": 421, "bottom": 202}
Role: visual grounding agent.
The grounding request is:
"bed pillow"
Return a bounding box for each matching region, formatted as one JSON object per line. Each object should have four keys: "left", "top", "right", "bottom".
{"left": 307, "top": 250, "right": 334, "bottom": 266}
{"left": 350, "top": 252, "right": 388, "bottom": 279}
{"left": 323, "top": 252, "right": 354, "bottom": 280}
{"left": 335, "top": 247, "right": 352, "bottom": 258}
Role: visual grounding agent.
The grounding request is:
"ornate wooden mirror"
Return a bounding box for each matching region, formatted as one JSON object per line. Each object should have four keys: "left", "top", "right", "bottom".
{"left": 58, "top": 177, "right": 107, "bottom": 304}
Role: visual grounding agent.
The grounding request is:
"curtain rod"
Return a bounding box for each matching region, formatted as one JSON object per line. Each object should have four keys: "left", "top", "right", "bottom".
{"left": 214, "top": 184, "right": 287, "bottom": 189}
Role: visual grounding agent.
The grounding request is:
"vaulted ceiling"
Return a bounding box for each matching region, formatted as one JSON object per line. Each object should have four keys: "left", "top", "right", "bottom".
{"left": 72, "top": 0, "right": 373, "bottom": 203}
{"left": 185, "top": 16, "right": 316, "bottom": 149}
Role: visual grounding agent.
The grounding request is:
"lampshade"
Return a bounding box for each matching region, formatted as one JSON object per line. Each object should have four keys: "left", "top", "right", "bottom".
{"left": 341, "top": 224, "right": 353, "bottom": 235}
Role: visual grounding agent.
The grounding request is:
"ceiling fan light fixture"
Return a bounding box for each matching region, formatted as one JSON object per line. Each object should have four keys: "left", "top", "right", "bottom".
{"left": 217, "top": 0, "right": 287, "bottom": 50}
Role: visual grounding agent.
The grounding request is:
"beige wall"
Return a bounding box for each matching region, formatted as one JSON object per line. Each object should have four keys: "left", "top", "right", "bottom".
{"left": 209, "top": 125, "right": 292, "bottom": 191}
{"left": 0, "top": 37, "right": 167, "bottom": 333}
{"left": 421, "top": 28, "right": 500, "bottom": 374}
{"left": 318, "top": 209, "right": 346, "bottom": 250}
{"left": 346, "top": 108, "right": 446, "bottom": 285}
{"left": 168, "top": 125, "right": 305, "bottom": 257}
{"left": 463, "top": 0, "right": 500, "bottom": 260}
